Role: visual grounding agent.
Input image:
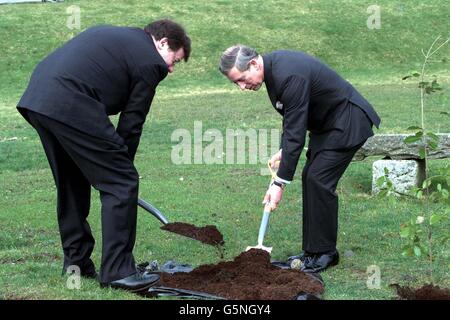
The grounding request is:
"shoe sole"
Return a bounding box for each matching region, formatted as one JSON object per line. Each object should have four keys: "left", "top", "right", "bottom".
{"left": 301, "top": 257, "right": 339, "bottom": 273}
{"left": 129, "top": 279, "right": 160, "bottom": 293}
{"left": 101, "top": 279, "right": 160, "bottom": 293}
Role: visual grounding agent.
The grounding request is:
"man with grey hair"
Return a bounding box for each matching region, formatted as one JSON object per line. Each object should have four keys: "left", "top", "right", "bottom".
{"left": 219, "top": 45, "right": 380, "bottom": 273}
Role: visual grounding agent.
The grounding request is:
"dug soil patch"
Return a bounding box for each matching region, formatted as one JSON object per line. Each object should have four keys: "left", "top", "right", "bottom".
{"left": 391, "top": 283, "right": 450, "bottom": 300}
{"left": 148, "top": 249, "right": 324, "bottom": 300}
{"left": 161, "top": 222, "right": 224, "bottom": 247}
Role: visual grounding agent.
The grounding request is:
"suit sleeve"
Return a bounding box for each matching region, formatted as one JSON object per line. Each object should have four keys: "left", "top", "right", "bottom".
{"left": 116, "top": 80, "right": 155, "bottom": 161}
{"left": 277, "top": 75, "right": 310, "bottom": 182}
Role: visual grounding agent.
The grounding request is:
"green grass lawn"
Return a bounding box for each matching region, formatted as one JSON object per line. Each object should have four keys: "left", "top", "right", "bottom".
{"left": 0, "top": 0, "right": 449, "bottom": 300}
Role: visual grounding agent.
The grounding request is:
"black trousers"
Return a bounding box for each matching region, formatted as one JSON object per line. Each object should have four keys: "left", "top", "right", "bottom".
{"left": 301, "top": 143, "right": 364, "bottom": 253}
{"left": 301, "top": 103, "right": 373, "bottom": 253}
{"left": 25, "top": 110, "right": 139, "bottom": 283}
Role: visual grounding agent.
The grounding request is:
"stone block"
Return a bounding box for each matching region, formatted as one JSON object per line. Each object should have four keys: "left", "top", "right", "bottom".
{"left": 354, "top": 134, "right": 450, "bottom": 161}
{"left": 372, "top": 160, "right": 425, "bottom": 194}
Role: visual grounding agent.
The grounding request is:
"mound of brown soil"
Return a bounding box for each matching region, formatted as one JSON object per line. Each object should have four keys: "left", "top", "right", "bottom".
{"left": 391, "top": 283, "right": 450, "bottom": 300}
{"left": 151, "top": 249, "right": 324, "bottom": 300}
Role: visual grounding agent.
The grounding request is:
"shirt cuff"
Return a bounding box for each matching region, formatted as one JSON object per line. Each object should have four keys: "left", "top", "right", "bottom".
{"left": 275, "top": 175, "right": 292, "bottom": 185}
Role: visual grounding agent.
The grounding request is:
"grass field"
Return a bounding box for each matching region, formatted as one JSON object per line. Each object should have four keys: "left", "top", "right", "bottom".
{"left": 0, "top": 0, "right": 449, "bottom": 300}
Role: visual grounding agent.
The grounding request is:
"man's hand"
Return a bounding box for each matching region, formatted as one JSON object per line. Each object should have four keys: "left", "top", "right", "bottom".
{"left": 269, "top": 149, "right": 282, "bottom": 169}
{"left": 262, "top": 182, "right": 284, "bottom": 211}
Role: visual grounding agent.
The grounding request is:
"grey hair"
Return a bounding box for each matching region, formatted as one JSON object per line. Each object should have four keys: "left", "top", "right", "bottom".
{"left": 219, "top": 45, "right": 259, "bottom": 75}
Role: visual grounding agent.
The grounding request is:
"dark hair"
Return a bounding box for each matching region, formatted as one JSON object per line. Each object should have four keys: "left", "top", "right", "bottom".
{"left": 144, "top": 19, "right": 191, "bottom": 62}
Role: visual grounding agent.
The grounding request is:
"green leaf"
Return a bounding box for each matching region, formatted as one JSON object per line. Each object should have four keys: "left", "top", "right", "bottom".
{"left": 424, "top": 81, "right": 442, "bottom": 94}
{"left": 406, "top": 126, "right": 423, "bottom": 130}
{"left": 384, "top": 167, "right": 390, "bottom": 175}
{"left": 422, "top": 179, "right": 432, "bottom": 189}
{"left": 441, "top": 111, "right": 450, "bottom": 117}
{"left": 426, "top": 132, "right": 439, "bottom": 142}
{"left": 410, "top": 186, "right": 420, "bottom": 194}
{"left": 420, "top": 245, "right": 428, "bottom": 256}
{"left": 429, "top": 140, "right": 438, "bottom": 150}
{"left": 386, "top": 180, "right": 393, "bottom": 188}
{"left": 430, "top": 214, "right": 442, "bottom": 225}
{"left": 402, "top": 247, "right": 414, "bottom": 257}
{"left": 402, "top": 71, "right": 420, "bottom": 80}
{"left": 378, "top": 189, "right": 388, "bottom": 198}
{"left": 400, "top": 227, "right": 410, "bottom": 238}
{"left": 413, "top": 246, "right": 422, "bottom": 257}
{"left": 404, "top": 135, "right": 422, "bottom": 144}
{"left": 376, "top": 176, "right": 385, "bottom": 188}
{"left": 431, "top": 80, "right": 443, "bottom": 90}
{"left": 417, "top": 190, "right": 423, "bottom": 199}
{"left": 419, "top": 147, "right": 426, "bottom": 159}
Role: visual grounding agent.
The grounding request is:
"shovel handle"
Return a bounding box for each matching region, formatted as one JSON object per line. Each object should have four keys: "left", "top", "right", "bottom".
{"left": 264, "top": 203, "right": 273, "bottom": 213}
{"left": 268, "top": 160, "right": 280, "bottom": 180}
{"left": 257, "top": 211, "right": 271, "bottom": 245}
{"left": 264, "top": 160, "right": 280, "bottom": 212}
{"left": 138, "top": 198, "right": 169, "bottom": 225}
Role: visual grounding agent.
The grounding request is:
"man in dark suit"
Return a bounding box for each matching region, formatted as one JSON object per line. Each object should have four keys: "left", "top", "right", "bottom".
{"left": 219, "top": 45, "right": 380, "bottom": 273}
{"left": 17, "top": 19, "right": 191, "bottom": 291}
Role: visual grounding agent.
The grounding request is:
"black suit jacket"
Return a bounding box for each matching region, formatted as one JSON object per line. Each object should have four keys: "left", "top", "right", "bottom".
{"left": 263, "top": 50, "right": 380, "bottom": 181}
{"left": 17, "top": 25, "right": 168, "bottom": 160}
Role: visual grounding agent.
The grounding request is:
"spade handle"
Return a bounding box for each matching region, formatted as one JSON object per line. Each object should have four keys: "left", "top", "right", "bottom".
{"left": 257, "top": 210, "right": 271, "bottom": 246}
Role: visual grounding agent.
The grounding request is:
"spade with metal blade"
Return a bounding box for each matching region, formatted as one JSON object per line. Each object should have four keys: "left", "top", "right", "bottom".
{"left": 246, "top": 203, "right": 273, "bottom": 253}
{"left": 138, "top": 198, "right": 224, "bottom": 247}
{"left": 245, "top": 160, "right": 281, "bottom": 253}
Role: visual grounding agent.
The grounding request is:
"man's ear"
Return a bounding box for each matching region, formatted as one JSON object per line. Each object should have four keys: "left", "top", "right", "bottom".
{"left": 157, "top": 37, "right": 169, "bottom": 49}
{"left": 249, "top": 58, "right": 260, "bottom": 70}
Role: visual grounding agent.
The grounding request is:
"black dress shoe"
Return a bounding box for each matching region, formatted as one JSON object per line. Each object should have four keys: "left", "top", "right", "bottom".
{"left": 300, "top": 250, "right": 339, "bottom": 273}
{"left": 287, "top": 251, "right": 313, "bottom": 264}
{"left": 101, "top": 272, "right": 160, "bottom": 293}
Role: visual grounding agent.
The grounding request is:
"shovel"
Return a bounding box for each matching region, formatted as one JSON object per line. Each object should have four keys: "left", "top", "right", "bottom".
{"left": 246, "top": 160, "right": 279, "bottom": 253}
{"left": 138, "top": 198, "right": 224, "bottom": 247}
{"left": 138, "top": 198, "right": 169, "bottom": 225}
{"left": 245, "top": 203, "right": 273, "bottom": 253}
